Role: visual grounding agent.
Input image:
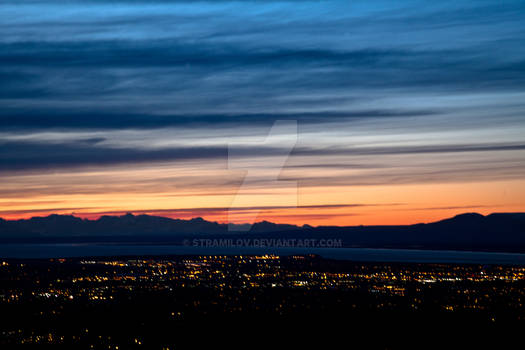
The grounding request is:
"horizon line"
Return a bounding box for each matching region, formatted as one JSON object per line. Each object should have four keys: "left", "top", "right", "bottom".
{"left": 2, "top": 211, "right": 523, "bottom": 228}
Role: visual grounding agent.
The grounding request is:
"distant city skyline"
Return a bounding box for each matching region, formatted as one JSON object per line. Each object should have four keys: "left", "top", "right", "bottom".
{"left": 1, "top": 1, "right": 525, "bottom": 225}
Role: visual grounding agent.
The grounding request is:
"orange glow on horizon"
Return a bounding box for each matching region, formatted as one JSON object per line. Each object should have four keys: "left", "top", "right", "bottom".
{"left": 1, "top": 178, "right": 524, "bottom": 226}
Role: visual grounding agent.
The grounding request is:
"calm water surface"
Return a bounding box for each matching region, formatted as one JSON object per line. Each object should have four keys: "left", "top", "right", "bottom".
{"left": 0, "top": 244, "right": 524, "bottom": 264}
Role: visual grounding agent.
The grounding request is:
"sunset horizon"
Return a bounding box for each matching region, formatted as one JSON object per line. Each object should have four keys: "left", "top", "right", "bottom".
{"left": 2, "top": 206, "right": 525, "bottom": 227}
{"left": 2, "top": 1, "right": 525, "bottom": 227}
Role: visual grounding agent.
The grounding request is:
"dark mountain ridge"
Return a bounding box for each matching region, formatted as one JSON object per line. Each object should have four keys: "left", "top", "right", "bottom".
{"left": 1, "top": 212, "right": 525, "bottom": 253}
{"left": 0, "top": 213, "right": 302, "bottom": 237}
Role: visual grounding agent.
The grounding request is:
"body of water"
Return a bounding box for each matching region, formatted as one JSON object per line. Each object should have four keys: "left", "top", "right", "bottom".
{"left": 0, "top": 243, "right": 524, "bottom": 265}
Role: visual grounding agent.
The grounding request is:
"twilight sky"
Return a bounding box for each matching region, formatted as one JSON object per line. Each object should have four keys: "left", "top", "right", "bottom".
{"left": 1, "top": 0, "right": 525, "bottom": 225}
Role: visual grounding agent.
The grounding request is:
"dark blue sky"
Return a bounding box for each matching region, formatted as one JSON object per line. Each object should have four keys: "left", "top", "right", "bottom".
{"left": 1, "top": 1, "right": 525, "bottom": 224}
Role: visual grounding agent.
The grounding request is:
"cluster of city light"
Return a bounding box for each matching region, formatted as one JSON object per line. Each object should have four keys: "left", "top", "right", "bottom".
{"left": 1, "top": 256, "right": 524, "bottom": 347}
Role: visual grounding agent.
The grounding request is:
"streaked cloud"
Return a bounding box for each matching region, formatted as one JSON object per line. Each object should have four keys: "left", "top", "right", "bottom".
{"left": 1, "top": 1, "right": 525, "bottom": 224}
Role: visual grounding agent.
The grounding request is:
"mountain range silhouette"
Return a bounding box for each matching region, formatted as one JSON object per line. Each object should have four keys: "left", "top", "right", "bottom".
{"left": 1, "top": 212, "right": 524, "bottom": 253}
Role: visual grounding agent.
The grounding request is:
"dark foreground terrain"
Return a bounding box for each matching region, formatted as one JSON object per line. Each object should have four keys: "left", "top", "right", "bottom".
{"left": 0, "top": 255, "right": 524, "bottom": 349}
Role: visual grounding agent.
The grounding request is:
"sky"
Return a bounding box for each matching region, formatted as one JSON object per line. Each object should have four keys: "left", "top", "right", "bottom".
{"left": 1, "top": 0, "right": 525, "bottom": 225}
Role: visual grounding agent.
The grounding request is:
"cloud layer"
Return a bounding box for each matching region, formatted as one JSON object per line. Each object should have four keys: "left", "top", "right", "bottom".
{"left": 1, "top": 1, "right": 525, "bottom": 224}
